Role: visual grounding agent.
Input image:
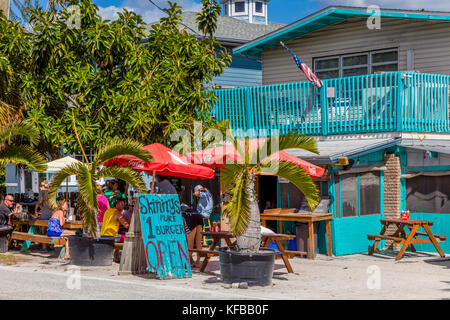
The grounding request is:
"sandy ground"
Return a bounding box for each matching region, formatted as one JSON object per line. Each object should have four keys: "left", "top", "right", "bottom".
{"left": 0, "top": 247, "right": 448, "bottom": 300}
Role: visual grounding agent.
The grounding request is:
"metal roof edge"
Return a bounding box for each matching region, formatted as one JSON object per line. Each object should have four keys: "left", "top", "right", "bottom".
{"left": 233, "top": 5, "right": 450, "bottom": 56}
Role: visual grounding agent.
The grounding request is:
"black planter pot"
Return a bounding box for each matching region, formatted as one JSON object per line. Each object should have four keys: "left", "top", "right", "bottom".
{"left": 0, "top": 226, "right": 13, "bottom": 253}
{"left": 68, "top": 235, "right": 115, "bottom": 266}
{"left": 217, "top": 247, "right": 278, "bottom": 286}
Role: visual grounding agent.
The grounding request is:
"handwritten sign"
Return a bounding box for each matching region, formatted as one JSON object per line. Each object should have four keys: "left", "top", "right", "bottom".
{"left": 138, "top": 193, "right": 192, "bottom": 279}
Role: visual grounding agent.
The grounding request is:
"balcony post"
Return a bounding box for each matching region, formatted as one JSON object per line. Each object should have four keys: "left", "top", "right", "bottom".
{"left": 320, "top": 85, "right": 328, "bottom": 135}
{"left": 396, "top": 73, "right": 404, "bottom": 132}
{"left": 245, "top": 87, "right": 255, "bottom": 135}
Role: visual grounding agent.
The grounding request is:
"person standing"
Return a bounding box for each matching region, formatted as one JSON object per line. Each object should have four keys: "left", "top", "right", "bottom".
{"left": 96, "top": 185, "right": 109, "bottom": 235}
{"left": 155, "top": 176, "right": 177, "bottom": 195}
{"left": 35, "top": 180, "right": 53, "bottom": 220}
{"left": 194, "top": 185, "right": 213, "bottom": 219}
{"left": 104, "top": 180, "right": 126, "bottom": 208}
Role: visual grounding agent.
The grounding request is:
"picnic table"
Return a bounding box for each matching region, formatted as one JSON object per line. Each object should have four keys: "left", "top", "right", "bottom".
{"left": 10, "top": 218, "right": 83, "bottom": 252}
{"left": 190, "top": 231, "right": 298, "bottom": 273}
{"left": 260, "top": 209, "right": 333, "bottom": 259}
{"left": 367, "top": 218, "right": 447, "bottom": 261}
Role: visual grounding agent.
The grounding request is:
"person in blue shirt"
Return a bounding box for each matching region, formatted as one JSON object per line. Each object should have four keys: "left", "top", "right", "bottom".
{"left": 194, "top": 185, "right": 213, "bottom": 219}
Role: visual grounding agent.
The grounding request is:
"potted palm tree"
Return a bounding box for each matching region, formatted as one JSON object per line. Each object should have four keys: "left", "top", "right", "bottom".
{"left": 219, "top": 132, "right": 320, "bottom": 286}
{"left": 48, "top": 138, "right": 153, "bottom": 266}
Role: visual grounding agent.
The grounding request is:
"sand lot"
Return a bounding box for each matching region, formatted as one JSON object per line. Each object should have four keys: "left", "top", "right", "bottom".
{"left": 0, "top": 248, "right": 448, "bottom": 300}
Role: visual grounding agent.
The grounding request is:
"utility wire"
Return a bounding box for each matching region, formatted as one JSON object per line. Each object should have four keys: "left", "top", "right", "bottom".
{"left": 147, "top": 0, "right": 202, "bottom": 36}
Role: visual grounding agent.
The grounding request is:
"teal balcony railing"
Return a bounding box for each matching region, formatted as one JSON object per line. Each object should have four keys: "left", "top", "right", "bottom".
{"left": 212, "top": 72, "right": 450, "bottom": 136}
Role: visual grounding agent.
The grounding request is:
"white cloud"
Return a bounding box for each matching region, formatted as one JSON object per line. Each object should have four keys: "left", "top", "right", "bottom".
{"left": 98, "top": 0, "right": 203, "bottom": 23}
{"left": 315, "top": 0, "right": 450, "bottom": 11}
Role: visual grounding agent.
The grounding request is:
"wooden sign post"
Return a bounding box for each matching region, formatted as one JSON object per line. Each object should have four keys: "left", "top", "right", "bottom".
{"left": 137, "top": 193, "right": 192, "bottom": 279}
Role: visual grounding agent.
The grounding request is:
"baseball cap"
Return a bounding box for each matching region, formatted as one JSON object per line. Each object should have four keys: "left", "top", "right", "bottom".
{"left": 194, "top": 185, "right": 203, "bottom": 192}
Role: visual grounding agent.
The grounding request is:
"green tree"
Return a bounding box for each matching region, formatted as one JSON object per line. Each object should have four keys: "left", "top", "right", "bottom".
{"left": 0, "top": 121, "right": 47, "bottom": 172}
{"left": 0, "top": 0, "right": 230, "bottom": 157}
{"left": 221, "top": 132, "right": 320, "bottom": 252}
{"left": 48, "top": 138, "right": 153, "bottom": 237}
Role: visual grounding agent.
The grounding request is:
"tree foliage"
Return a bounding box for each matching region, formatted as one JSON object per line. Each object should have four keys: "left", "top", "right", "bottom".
{"left": 0, "top": 0, "right": 231, "bottom": 158}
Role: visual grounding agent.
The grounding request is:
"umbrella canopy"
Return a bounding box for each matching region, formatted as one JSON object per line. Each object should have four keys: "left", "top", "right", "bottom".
{"left": 186, "top": 141, "right": 324, "bottom": 178}
{"left": 46, "top": 156, "right": 83, "bottom": 173}
{"left": 104, "top": 143, "right": 214, "bottom": 180}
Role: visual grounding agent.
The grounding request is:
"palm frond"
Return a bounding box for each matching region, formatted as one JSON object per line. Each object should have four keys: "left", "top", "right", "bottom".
{"left": 77, "top": 195, "right": 98, "bottom": 238}
{"left": 259, "top": 161, "right": 319, "bottom": 212}
{"left": 220, "top": 163, "right": 246, "bottom": 191}
{"left": 48, "top": 163, "right": 83, "bottom": 207}
{"left": 256, "top": 132, "right": 319, "bottom": 162}
{"left": 0, "top": 121, "right": 40, "bottom": 146}
{"left": 222, "top": 168, "right": 252, "bottom": 236}
{"left": 0, "top": 145, "right": 47, "bottom": 172}
{"left": 92, "top": 137, "right": 153, "bottom": 169}
{"left": 77, "top": 163, "right": 98, "bottom": 214}
{"left": 96, "top": 166, "right": 146, "bottom": 192}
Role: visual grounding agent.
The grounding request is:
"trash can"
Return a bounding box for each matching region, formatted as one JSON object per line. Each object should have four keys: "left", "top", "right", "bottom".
{"left": 296, "top": 222, "right": 318, "bottom": 258}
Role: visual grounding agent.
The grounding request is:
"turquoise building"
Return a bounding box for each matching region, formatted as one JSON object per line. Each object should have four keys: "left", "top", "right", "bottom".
{"left": 212, "top": 6, "right": 450, "bottom": 256}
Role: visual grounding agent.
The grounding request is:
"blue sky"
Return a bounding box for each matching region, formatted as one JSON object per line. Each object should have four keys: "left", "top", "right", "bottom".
{"left": 92, "top": 0, "right": 450, "bottom": 25}
{"left": 10, "top": 0, "right": 450, "bottom": 25}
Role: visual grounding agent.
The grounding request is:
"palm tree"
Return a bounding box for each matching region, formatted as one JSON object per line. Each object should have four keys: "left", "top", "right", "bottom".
{"left": 48, "top": 138, "right": 153, "bottom": 238}
{"left": 0, "top": 120, "right": 47, "bottom": 171}
{"left": 220, "top": 132, "right": 320, "bottom": 252}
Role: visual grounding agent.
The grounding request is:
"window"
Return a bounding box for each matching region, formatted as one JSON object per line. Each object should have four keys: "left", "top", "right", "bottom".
{"left": 235, "top": 1, "right": 245, "bottom": 13}
{"left": 337, "top": 171, "right": 381, "bottom": 217}
{"left": 359, "top": 172, "right": 380, "bottom": 216}
{"left": 406, "top": 175, "right": 450, "bottom": 213}
{"left": 314, "top": 49, "right": 398, "bottom": 79}
{"left": 255, "top": 2, "right": 263, "bottom": 13}
{"left": 340, "top": 174, "right": 358, "bottom": 217}
{"left": 224, "top": 4, "right": 228, "bottom": 15}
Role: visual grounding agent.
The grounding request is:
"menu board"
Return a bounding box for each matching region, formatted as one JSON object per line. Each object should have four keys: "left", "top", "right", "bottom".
{"left": 137, "top": 193, "right": 191, "bottom": 279}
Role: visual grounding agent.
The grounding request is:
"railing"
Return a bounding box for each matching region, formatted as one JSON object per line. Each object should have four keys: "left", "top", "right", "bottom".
{"left": 212, "top": 72, "right": 450, "bottom": 136}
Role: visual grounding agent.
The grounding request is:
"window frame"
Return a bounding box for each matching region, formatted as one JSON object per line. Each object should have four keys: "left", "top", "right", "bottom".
{"left": 254, "top": 1, "right": 265, "bottom": 16}
{"left": 313, "top": 48, "right": 398, "bottom": 79}
{"left": 233, "top": 1, "right": 247, "bottom": 14}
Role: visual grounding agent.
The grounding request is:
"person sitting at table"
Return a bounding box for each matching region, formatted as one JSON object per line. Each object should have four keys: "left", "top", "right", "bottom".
{"left": 101, "top": 198, "right": 129, "bottom": 262}
{"left": 122, "top": 200, "right": 134, "bottom": 224}
{"left": 47, "top": 200, "right": 76, "bottom": 260}
{"left": 35, "top": 180, "right": 53, "bottom": 220}
{"left": 105, "top": 180, "right": 126, "bottom": 208}
{"left": 0, "top": 194, "right": 19, "bottom": 227}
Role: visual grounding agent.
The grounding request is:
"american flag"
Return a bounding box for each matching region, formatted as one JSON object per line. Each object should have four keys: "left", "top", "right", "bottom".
{"left": 280, "top": 42, "right": 323, "bottom": 89}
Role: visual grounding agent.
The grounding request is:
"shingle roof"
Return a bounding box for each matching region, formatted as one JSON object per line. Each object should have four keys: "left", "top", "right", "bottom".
{"left": 148, "top": 11, "right": 285, "bottom": 44}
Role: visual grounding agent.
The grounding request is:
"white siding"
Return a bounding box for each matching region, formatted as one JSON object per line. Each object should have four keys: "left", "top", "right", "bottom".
{"left": 262, "top": 17, "right": 450, "bottom": 85}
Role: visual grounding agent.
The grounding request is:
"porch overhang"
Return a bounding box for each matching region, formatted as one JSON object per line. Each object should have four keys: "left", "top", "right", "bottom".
{"left": 234, "top": 6, "right": 450, "bottom": 56}
{"left": 285, "top": 137, "right": 401, "bottom": 165}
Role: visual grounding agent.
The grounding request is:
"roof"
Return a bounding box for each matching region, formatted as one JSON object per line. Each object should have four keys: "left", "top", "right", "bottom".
{"left": 46, "top": 156, "right": 83, "bottom": 173}
{"left": 148, "top": 11, "right": 284, "bottom": 46}
{"left": 234, "top": 6, "right": 450, "bottom": 56}
{"left": 399, "top": 139, "right": 450, "bottom": 155}
{"left": 285, "top": 137, "right": 400, "bottom": 164}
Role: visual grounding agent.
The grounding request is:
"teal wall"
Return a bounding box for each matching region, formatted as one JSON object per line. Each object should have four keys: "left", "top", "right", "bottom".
{"left": 409, "top": 213, "right": 450, "bottom": 254}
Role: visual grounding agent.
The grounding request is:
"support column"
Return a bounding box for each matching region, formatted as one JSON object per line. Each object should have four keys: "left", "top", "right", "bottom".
{"left": 383, "top": 153, "right": 401, "bottom": 249}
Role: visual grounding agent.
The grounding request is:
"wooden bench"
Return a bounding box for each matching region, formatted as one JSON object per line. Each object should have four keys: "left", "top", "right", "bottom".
{"left": 189, "top": 248, "right": 218, "bottom": 257}
{"left": 367, "top": 234, "right": 403, "bottom": 244}
{"left": 412, "top": 232, "right": 447, "bottom": 242}
{"left": 11, "top": 231, "right": 67, "bottom": 246}
{"left": 114, "top": 242, "right": 124, "bottom": 249}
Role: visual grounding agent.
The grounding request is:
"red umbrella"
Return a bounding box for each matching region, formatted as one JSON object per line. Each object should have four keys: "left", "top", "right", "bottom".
{"left": 186, "top": 141, "right": 324, "bottom": 178}
{"left": 104, "top": 143, "right": 215, "bottom": 180}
